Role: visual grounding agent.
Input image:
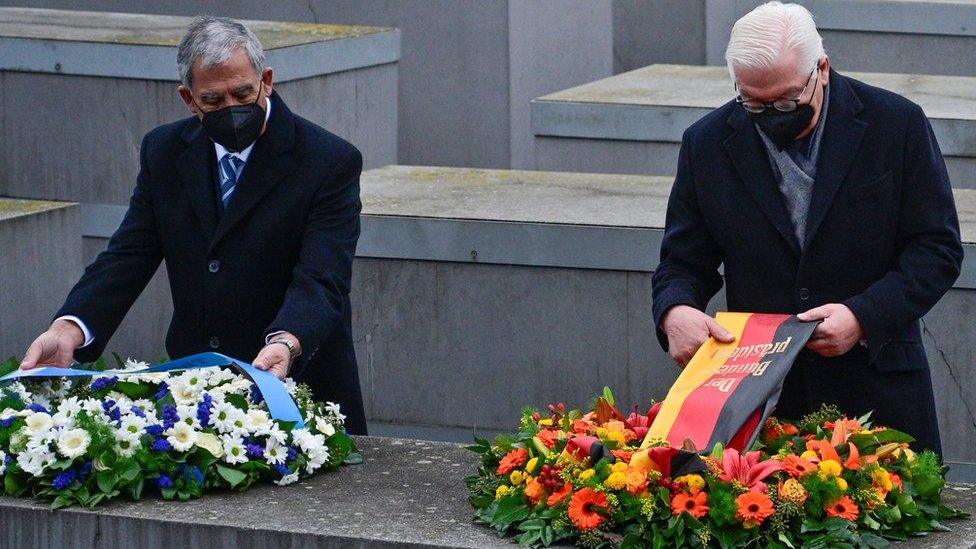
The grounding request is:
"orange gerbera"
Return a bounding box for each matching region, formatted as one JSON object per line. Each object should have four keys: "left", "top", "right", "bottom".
{"left": 826, "top": 496, "right": 860, "bottom": 521}
{"left": 736, "top": 491, "right": 775, "bottom": 527}
{"left": 547, "top": 482, "right": 573, "bottom": 507}
{"left": 568, "top": 488, "right": 610, "bottom": 531}
{"left": 496, "top": 447, "right": 528, "bottom": 476}
{"left": 781, "top": 454, "right": 818, "bottom": 478}
{"left": 671, "top": 488, "right": 709, "bottom": 519}
{"left": 537, "top": 429, "right": 560, "bottom": 449}
{"left": 524, "top": 478, "right": 547, "bottom": 506}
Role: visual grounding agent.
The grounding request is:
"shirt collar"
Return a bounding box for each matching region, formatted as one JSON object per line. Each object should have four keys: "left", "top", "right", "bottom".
{"left": 213, "top": 95, "right": 273, "bottom": 163}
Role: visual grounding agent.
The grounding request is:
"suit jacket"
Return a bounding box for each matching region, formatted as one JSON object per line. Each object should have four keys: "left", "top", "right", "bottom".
{"left": 55, "top": 91, "right": 368, "bottom": 434}
{"left": 651, "top": 71, "right": 962, "bottom": 447}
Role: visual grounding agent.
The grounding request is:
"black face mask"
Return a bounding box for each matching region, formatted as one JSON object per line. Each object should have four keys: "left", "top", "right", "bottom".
{"left": 194, "top": 82, "right": 266, "bottom": 152}
{"left": 748, "top": 103, "right": 815, "bottom": 148}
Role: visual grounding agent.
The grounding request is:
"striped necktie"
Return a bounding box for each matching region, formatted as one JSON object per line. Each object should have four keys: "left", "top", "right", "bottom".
{"left": 218, "top": 154, "right": 245, "bottom": 208}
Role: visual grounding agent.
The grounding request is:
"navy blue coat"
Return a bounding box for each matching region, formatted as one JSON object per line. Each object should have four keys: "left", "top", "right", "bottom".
{"left": 651, "top": 71, "right": 962, "bottom": 452}
{"left": 55, "top": 91, "right": 367, "bottom": 434}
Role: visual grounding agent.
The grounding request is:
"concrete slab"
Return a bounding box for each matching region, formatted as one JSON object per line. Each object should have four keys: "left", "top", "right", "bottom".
{"left": 0, "top": 436, "right": 969, "bottom": 547}
{"left": 533, "top": 64, "right": 976, "bottom": 185}
{"left": 0, "top": 7, "right": 400, "bottom": 82}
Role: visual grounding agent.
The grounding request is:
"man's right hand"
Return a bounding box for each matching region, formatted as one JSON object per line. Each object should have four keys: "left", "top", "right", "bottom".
{"left": 20, "top": 320, "right": 86, "bottom": 370}
{"left": 661, "top": 305, "right": 736, "bottom": 367}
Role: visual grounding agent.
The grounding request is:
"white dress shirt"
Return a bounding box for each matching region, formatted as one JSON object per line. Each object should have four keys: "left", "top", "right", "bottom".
{"left": 59, "top": 96, "right": 278, "bottom": 349}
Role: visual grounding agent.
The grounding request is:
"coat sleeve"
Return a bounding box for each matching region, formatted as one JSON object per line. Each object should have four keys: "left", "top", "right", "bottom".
{"left": 651, "top": 131, "right": 725, "bottom": 351}
{"left": 55, "top": 134, "right": 165, "bottom": 363}
{"left": 265, "top": 147, "right": 362, "bottom": 359}
{"left": 843, "top": 104, "right": 963, "bottom": 360}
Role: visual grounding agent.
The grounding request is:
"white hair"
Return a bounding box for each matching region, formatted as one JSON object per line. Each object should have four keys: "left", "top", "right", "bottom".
{"left": 177, "top": 16, "right": 266, "bottom": 89}
{"left": 725, "top": 1, "right": 825, "bottom": 83}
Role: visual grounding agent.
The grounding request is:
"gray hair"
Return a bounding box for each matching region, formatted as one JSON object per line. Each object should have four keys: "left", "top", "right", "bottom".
{"left": 177, "top": 16, "right": 266, "bottom": 89}
{"left": 725, "top": 1, "right": 825, "bottom": 83}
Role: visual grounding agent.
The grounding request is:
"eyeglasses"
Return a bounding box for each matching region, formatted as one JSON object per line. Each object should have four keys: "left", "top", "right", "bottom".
{"left": 735, "top": 65, "right": 819, "bottom": 114}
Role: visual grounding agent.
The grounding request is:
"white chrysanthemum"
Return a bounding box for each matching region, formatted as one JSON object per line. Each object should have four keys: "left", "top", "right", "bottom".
{"left": 117, "top": 415, "right": 147, "bottom": 442}
{"left": 211, "top": 402, "right": 245, "bottom": 433}
{"left": 0, "top": 450, "right": 6, "bottom": 475}
{"left": 284, "top": 378, "right": 298, "bottom": 396}
{"left": 56, "top": 428, "right": 91, "bottom": 459}
{"left": 315, "top": 416, "right": 337, "bottom": 437}
{"left": 175, "top": 370, "right": 208, "bottom": 391}
{"left": 290, "top": 428, "right": 326, "bottom": 455}
{"left": 206, "top": 368, "right": 237, "bottom": 387}
{"left": 17, "top": 447, "right": 54, "bottom": 476}
{"left": 30, "top": 394, "right": 52, "bottom": 411}
{"left": 169, "top": 381, "right": 203, "bottom": 406}
{"left": 220, "top": 434, "right": 248, "bottom": 465}
{"left": 9, "top": 382, "right": 30, "bottom": 402}
{"left": 164, "top": 422, "right": 198, "bottom": 452}
{"left": 123, "top": 358, "right": 149, "bottom": 371}
{"left": 305, "top": 446, "right": 330, "bottom": 474}
{"left": 52, "top": 396, "right": 83, "bottom": 427}
{"left": 176, "top": 404, "right": 202, "bottom": 429}
{"left": 261, "top": 423, "right": 288, "bottom": 445}
{"left": 323, "top": 402, "right": 346, "bottom": 425}
{"left": 114, "top": 436, "right": 140, "bottom": 458}
{"left": 24, "top": 411, "right": 54, "bottom": 436}
{"left": 81, "top": 398, "right": 106, "bottom": 418}
{"left": 106, "top": 392, "right": 133, "bottom": 411}
{"left": 274, "top": 471, "right": 299, "bottom": 486}
{"left": 264, "top": 439, "right": 286, "bottom": 465}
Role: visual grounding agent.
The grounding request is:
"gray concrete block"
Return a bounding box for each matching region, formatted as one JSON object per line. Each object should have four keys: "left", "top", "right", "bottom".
{"left": 532, "top": 64, "right": 976, "bottom": 186}
{"left": 0, "top": 199, "right": 82, "bottom": 360}
{"left": 705, "top": 0, "right": 976, "bottom": 77}
{"left": 612, "top": 0, "right": 706, "bottom": 73}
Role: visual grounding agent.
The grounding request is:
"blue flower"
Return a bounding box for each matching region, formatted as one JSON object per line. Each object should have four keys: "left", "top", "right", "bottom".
{"left": 154, "top": 382, "right": 170, "bottom": 401}
{"left": 79, "top": 461, "right": 92, "bottom": 480}
{"left": 286, "top": 446, "right": 298, "bottom": 462}
{"left": 90, "top": 376, "right": 118, "bottom": 392}
{"left": 26, "top": 403, "right": 49, "bottom": 414}
{"left": 196, "top": 393, "right": 214, "bottom": 428}
{"left": 245, "top": 443, "right": 264, "bottom": 459}
{"left": 102, "top": 399, "right": 122, "bottom": 423}
{"left": 161, "top": 405, "right": 179, "bottom": 429}
{"left": 151, "top": 438, "right": 172, "bottom": 452}
{"left": 157, "top": 474, "right": 174, "bottom": 490}
{"left": 145, "top": 424, "right": 164, "bottom": 437}
{"left": 52, "top": 469, "right": 76, "bottom": 491}
{"left": 130, "top": 405, "right": 146, "bottom": 419}
{"left": 0, "top": 417, "right": 15, "bottom": 428}
{"left": 179, "top": 464, "right": 205, "bottom": 485}
{"left": 275, "top": 463, "right": 291, "bottom": 477}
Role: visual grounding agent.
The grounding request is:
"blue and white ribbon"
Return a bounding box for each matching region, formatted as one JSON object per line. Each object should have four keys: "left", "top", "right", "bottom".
{"left": 0, "top": 352, "right": 305, "bottom": 427}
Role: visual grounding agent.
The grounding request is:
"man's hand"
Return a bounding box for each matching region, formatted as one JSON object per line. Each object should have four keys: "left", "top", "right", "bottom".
{"left": 797, "top": 303, "right": 863, "bottom": 357}
{"left": 20, "top": 319, "right": 86, "bottom": 370}
{"left": 662, "top": 305, "right": 736, "bottom": 367}
{"left": 253, "top": 332, "right": 301, "bottom": 380}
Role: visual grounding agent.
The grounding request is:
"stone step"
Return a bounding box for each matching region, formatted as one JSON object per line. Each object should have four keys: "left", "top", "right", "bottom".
{"left": 532, "top": 64, "right": 976, "bottom": 188}
{"left": 706, "top": 0, "right": 976, "bottom": 77}
{"left": 0, "top": 436, "right": 972, "bottom": 547}
{"left": 0, "top": 198, "right": 82, "bottom": 360}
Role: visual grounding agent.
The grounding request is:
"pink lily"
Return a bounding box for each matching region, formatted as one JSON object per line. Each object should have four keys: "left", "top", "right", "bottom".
{"left": 717, "top": 448, "right": 782, "bottom": 492}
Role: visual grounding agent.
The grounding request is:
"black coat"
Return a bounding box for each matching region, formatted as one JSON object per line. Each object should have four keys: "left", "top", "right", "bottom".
{"left": 56, "top": 91, "right": 367, "bottom": 434}
{"left": 651, "top": 70, "right": 963, "bottom": 452}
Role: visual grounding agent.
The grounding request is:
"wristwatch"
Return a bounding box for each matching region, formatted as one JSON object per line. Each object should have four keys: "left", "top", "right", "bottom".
{"left": 268, "top": 338, "right": 300, "bottom": 360}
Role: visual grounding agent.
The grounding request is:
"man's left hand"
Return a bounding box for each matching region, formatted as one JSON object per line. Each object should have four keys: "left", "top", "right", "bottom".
{"left": 797, "top": 303, "right": 863, "bottom": 357}
{"left": 253, "top": 333, "right": 301, "bottom": 380}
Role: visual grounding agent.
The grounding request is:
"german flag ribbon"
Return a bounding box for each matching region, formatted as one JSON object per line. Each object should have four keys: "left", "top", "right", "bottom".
{"left": 642, "top": 312, "right": 818, "bottom": 452}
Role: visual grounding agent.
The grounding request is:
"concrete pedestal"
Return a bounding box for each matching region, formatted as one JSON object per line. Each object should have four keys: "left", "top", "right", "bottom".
{"left": 533, "top": 64, "right": 976, "bottom": 187}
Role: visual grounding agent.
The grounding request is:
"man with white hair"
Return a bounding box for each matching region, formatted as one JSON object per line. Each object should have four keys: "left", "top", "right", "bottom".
{"left": 652, "top": 1, "right": 961, "bottom": 452}
{"left": 19, "top": 16, "right": 368, "bottom": 434}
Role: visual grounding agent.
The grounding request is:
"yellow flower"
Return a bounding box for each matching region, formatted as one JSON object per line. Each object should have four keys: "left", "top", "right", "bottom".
{"left": 818, "top": 459, "right": 842, "bottom": 478}
{"left": 835, "top": 477, "right": 848, "bottom": 492}
{"left": 579, "top": 469, "right": 596, "bottom": 481}
{"left": 538, "top": 419, "right": 554, "bottom": 427}
{"left": 610, "top": 462, "right": 629, "bottom": 474}
{"left": 871, "top": 467, "right": 892, "bottom": 491}
{"left": 525, "top": 457, "right": 539, "bottom": 475}
{"left": 510, "top": 470, "right": 525, "bottom": 485}
{"left": 893, "top": 447, "right": 917, "bottom": 462}
{"left": 495, "top": 485, "right": 510, "bottom": 499}
{"left": 675, "top": 474, "right": 705, "bottom": 491}
{"left": 779, "top": 478, "right": 807, "bottom": 506}
{"left": 801, "top": 450, "right": 819, "bottom": 461}
{"left": 604, "top": 471, "right": 628, "bottom": 490}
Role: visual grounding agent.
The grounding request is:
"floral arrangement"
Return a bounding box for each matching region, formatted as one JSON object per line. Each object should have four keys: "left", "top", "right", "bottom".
{"left": 0, "top": 355, "right": 359, "bottom": 508}
{"left": 466, "top": 388, "right": 967, "bottom": 548}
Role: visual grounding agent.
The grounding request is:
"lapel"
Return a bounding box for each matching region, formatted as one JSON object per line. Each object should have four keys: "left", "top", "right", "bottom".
{"left": 208, "top": 90, "right": 297, "bottom": 253}
{"left": 723, "top": 105, "right": 802, "bottom": 256}
{"left": 803, "top": 71, "right": 867, "bottom": 249}
{"left": 177, "top": 123, "right": 219, "bottom": 238}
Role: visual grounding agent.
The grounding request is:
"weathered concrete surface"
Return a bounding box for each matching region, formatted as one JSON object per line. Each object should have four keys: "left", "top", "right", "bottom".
{"left": 0, "top": 437, "right": 971, "bottom": 547}
{"left": 705, "top": 0, "right": 976, "bottom": 77}
{"left": 533, "top": 64, "right": 976, "bottom": 186}
{"left": 0, "top": 199, "right": 82, "bottom": 363}
{"left": 613, "top": 0, "right": 706, "bottom": 73}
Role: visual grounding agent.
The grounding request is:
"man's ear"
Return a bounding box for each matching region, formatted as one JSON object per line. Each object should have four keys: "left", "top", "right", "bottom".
{"left": 261, "top": 67, "right": 275, "bottom": 98}
{"left": 177, "top": 85, "right": 199, "bottom": 115}
{"left": 818, "top": 56, "right": 831, "bottom": 86}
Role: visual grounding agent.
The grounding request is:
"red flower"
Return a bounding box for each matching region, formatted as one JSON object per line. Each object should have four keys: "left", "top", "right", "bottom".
{"left": 565, "top": 435, "right": 600, "bottom": 463}
{"left": 671, "top": 488, "right": 709, "bottom": 519}
{"left": 569, "top": 488, "right": 610, "bottom": 530}
{"left": 496, "top": 447, "right": 528, "bottom": 476}
{"left": 736, "top": 491, "right": 775, "bottom": 526}
{"left": 826, "top": 496, "right": 860, "bottom": 521}
{"left": 547, "top": 483, "right": 573, "bottom": 507}
{"left": 780, "top": 454, "right": 817, "bottom": 478}
{"left": 537, "top": 429, "right": 559, "bottom": 449}
{"left": 717, "top": 448, "right": 782, "bottom": 492}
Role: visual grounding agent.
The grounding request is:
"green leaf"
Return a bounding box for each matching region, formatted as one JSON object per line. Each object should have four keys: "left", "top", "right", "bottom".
{"left": 114, "top": 381, "right": 151, "bottom": 400}
{"left": 603, "top": 386, "right": 615, "bottom": 406}
{"left": 0, "top": 357, "right": 20, "bottom": 378}
{"left": 96, "top": 471, "right": 118, "bottom": 494}
{"left": 215, "top": 464, "right": 247, "bottom": 488}
{"left": 492, "top": 495, "right": 531, "bottom": 529}
{"left": 128, "top": 478, "right": 144, "bottom": 501}
{"left": 120, "top": 460, "right": 141, "bottom": 482}
{"left": 224, "top": 394, "right": 250, "bottom": 413}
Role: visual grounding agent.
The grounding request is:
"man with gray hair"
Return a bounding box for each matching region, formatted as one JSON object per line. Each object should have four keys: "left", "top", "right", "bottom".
{"left": 20, "top": 16, "right": 368, "bottom": 434}
{"left": 652, "top": 1, "right": 961, "bottom": 451}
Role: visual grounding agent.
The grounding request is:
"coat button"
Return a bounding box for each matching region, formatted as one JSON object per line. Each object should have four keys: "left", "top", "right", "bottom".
{"left": 799, "top": 287, "right": 810, "bottom": 300}
{"left": 208, "top": 260, "right": 220, "bottom": 273}
{"left": 209, "top": 336, "right": 220, "bottom": 349}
